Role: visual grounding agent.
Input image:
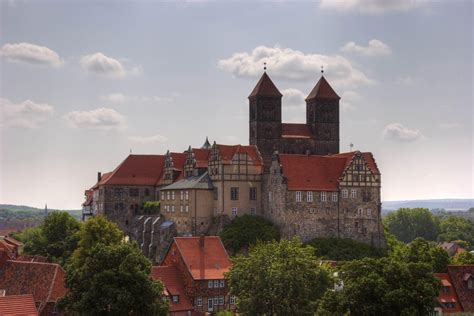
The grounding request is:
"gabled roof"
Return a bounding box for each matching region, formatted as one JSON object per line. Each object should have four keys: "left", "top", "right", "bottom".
{"left": 151, "top": 266, "right": 193, "bottom": 312}
{"left": 100, "top": 155, "right": 166, "bottom": 186}
{"left": 306, "top": 75, "right": 340, "bottom": 101}
{"left": 330, "top": 151, "right": 381, "bottom": 175}
{"left": 434, "top": 273, "right": 463, "bottom": 313}
{"left": 249, "top": 72, "right": 282, "bottom": 98}
{"left": 0, "top": 260, "right": 67, "bottom": 313}
{"left": 279, "top": 154, "right": 347, "bottom": 191}
{"left": 190, "top": 148, "right": 211, "bottom": 168}
{"left": 172, "top": 236, "right": 231, "bottom": 280}
{"left": 0, "top": 294, "right": 38, "bottom": 316}
{"left": 216, "top": 144, "right": 263, "bottom": 166}
{"left": 281, "top": 123, "right": 312, "bottom": 138}
{"left": 447, "top": 265, "right": 474, "bottom": 311}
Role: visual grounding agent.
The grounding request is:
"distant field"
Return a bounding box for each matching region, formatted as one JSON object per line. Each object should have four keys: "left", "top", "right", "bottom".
{"left": 382, "top": 199, "right": 473, "bottom": 212}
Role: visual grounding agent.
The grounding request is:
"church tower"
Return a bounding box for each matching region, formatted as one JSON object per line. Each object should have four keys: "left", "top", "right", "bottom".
{"left": 306, "top": 74, "right": 340, "bottom": 155}
{"left": 249, "top": 71, "right": 282, "bottom": 168}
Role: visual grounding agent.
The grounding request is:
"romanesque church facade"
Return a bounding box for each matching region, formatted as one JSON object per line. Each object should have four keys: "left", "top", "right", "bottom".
{"left": 82, "top": 71, "right": 385, "bottom": 262}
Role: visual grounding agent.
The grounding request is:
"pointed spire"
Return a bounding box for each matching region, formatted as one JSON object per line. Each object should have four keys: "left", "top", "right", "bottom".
{"left": 201, "top": 136, "right": 211, "bottom": 149}
{"left": 306, "top": 75, "right": 340, "bottom": 101}
{"left": 249, "top": 72, "right": 282, "bottom": 98}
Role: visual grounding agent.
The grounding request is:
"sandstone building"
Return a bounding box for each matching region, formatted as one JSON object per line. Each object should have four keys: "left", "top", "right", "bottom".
{"left": 82, "top": 70, "right": 386, "bottom": 258}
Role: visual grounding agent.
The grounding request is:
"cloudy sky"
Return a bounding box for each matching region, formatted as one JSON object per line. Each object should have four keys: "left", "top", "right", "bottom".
{"left": 1, "top": 0, "right": 472, "bottom": 209}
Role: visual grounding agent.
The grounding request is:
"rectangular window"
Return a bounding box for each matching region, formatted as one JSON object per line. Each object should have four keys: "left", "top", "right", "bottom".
{"left": 213, "top": 188, "right": 218, "bottom": 200}
{"left": 161, "top": 192, "right": 165, "bottom": 201}
{"left": 180, "top": 205, "right": 184, "bottom": 212}
{"left": 219, "top": 280, "right": 225, "bottom": 288}
{"left": 321, "top": 192, "right": 327, "bottom": 202}
{"left": 214, "top": 280, "right": 219, "bottom": 288}
{"left": 219, "top": 296, "right": 224, "bottom": 305}
{"left": 171, "top": 191, "right": 175, "bottom": 200}
{"left": 165, "top": 205, "right": 169, "bottom": 213}
{"left": 342, "top": 189, "right": 348, "bottom": 198}
{"left": 250, "top": 207, "right": 256, "bottom": 215}
{"left": 208, "top": 280, "right": 214, "bottom": 288}
{"left": 171, "top": 205, "right": 175, "bottom": 213}
{"left": 185, "top": 191, "right": 189, "bottom": 200}
{"left": 172, "top": 295, "right": 179, "bottom": 303}
{"left": 230, "top": 187, "right": 239, "bottom": 200}
{"left": 129, "top": 188, "right": 139, "bottom": 197}
{"left": 230, "top": 296, "right": 236, "bottom": 304}
{"left": 295, "top": 191, "right": 302, "bottom": 202}
{"left": 367, "top": 209, "right": 372, "bottom": 216}
{"left": 185, "top": 205, "right": 189, "bottom": 213}
{"left": 250, "top": 187, "right": 257, "bottom": 200}
{"left": 167, "top": 191, "right": 170, "bottom": 200}
{"left": 197, "top": 297, "right": 202, "bottom": 306}
{"left": 358, "top": 208, "right": 363, "bottom": 216}
{"left": 306, "top": 191, "right": 313, "bottom": 202}
{"left": 180, "top": 191, "right": 184, "bottom": 200}
{"left": 351, "top": 189, "right": 357, "bottom": 198}
{"left": 332, "top": 192, "right": 338, "bottom": 202}
{"left": 232, "top": 207, "right": 238, "bottom": 216}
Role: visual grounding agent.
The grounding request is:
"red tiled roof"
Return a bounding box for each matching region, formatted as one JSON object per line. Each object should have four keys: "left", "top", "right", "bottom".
{"left": 434, "top": 273, "right": 463, "bottom": 313}
{"left": 151, "top": 266, "right": 193, "bottom": 312}
{"left": 91, "top": 171, "right": 112, "bottom": 190}
{"left": 173, "top": 236, "right": 231, "bottom": 280}
{"left": 306, "top": 75, "right": 340, "bottom": 100}
{"left": 281, "top": 123, "right": 312, "bottom": 138}
{"left": 3, "top": 237, "right": 22, "bottom": 248}
{"left": 447, "top": 265, "right": 474, "bottom": 312}
{"left": 279, "top": 154, "right": 347, "bottom": 191}
{"left": 249, "top": 72, "right": 282, "bottom": 98}
{"left": 0, "top": 294, "right": 38, "bottom": 316}
{"left": 0, "top": 260, "right": 67, "bottom": 313}
{"left": 216, "top": 144, "right": 263, "bottom": 166}
{"left": 191, "top": 148, "right": 210, "bottom": 168}
{"left": 101, "top": 155, "right": 166, "bottom": 186}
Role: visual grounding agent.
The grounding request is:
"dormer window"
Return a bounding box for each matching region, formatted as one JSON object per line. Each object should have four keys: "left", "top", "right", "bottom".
{"left": 172, "top": 295, "right": 179, "bottom": 303}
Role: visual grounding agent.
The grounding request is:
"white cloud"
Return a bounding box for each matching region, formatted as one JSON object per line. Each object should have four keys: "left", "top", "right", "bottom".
{"left": 80, "top": 53, "right": 126, "bottom": 78}
{"left": 218, "top": 45, "right": 373, "bottom": 87}
{"left": 282, "top": 88, "right": 305, "bottom": 108}
{"left": 320, "top": 0, "right": 426, "bottom": 14}
{"left": 383, "top": 123, "right": 422, "bottom": 142}
{"left": 440, "top": 122, "right": 462, "bottom": 129}
{"left": 100, "top": 93, "right": 175, "bottom": 104}
{"left": 340, "top": 90, "right": 361, "bottom": 111}
{"left": 1, "top": 98, "right": 54, "bottom": 128}
{"left": 0, "top": 42, "right": 63, "bottom": 67}
{"left": 64, "top": 108, "right": 126, "bottom": 130}
{"left": 340, "top": 39, "right": 391, "bottom": 56}
{"left": 128, "top": 134, "right": 168, "bottom": 144}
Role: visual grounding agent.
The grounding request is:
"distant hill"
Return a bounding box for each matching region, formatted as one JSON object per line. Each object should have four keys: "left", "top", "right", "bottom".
{"left": 0, "top": 204, "right": 81, "bottom": 214}
{"left": 382, "top": 199, "right": 473, "bottom": 212}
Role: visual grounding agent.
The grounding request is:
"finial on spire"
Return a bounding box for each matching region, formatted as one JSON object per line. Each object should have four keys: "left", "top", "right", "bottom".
{"left": 321, "top": 65, "right": 324, "bottom": 74}
{"left": 130, "top": 148, "right": 132, "bottom": 154}
{"left": 263, "top": 62, "right": 267, "bottom": 71}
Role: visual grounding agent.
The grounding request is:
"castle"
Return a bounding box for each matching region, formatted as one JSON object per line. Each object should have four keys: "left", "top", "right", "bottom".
{"left": 82, "top": 71, "right": 385, "bottom": 261}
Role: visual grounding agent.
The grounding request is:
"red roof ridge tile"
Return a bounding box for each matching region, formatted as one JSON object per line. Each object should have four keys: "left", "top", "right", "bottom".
{"left": 306, "top": 75, "right": 340, "bottom": 100}
{"left": 249, "top": 72, "right": 282, "bottom": 98}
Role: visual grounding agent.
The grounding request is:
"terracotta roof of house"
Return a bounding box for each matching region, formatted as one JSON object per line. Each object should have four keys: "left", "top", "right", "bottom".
{"left": 0, "top": 260, "right": 67, "bottom": 313}
{"left": 151, "top": 266, "right": 193, "bottom": 312}
{"left": 100, "top": 154, "right": 166, "bottom": 186}
{"left": 281, "top": 123, "right": 312, "bottom": 138}
{"left": 172, "top": 236, "right": 231, "bottom": 280}
{"left": 190, "top": 148, "right": 211, "bottom": 168}
{"left": 249, "top": 72, "right": 282, "bottom": 98}
{"left": 447, "top": 265, "right": 474, "bottom": 311}
{"left": 0, "top": 294, "right": 38, "bottom": 316}
{"left": 434, "top": 273, "right": 463, "bottom": 313}
{"left": 279, "top": 154, "right": 347, "bottom": 191}
{"left": 306, "top": 75, "right": 340, "bottom": 101}
{"left": 216, "top": 144, "right": 263, "bottom": 166}
{"left": 330, "top": 151, "right": 381, "bottom": 175}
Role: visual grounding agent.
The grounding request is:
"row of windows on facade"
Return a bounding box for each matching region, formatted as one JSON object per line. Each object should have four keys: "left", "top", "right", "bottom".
{"left": 159, "top": 188, "right": 258, "bottom": 201}
{"left": 305, "top": 207, "right": 373, "bottom": 216}
{"left": 267, "top": 189, "right": 365, "bottom": 203}
{"left": 163, "top": 205, "right": 256, "bottom": 216}
{"left": 161, "top": 191, "right": 190, "bottom": 201}
{"left": 112, "top": 188, "right": 151, "bottom": 197}
{"left": 195, "top": 295, "right": 236, "bottom": 307}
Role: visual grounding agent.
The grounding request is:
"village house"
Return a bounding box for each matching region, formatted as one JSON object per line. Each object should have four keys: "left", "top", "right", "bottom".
{"left": 0, "top": 294, "right": 39, "bottom": 316}
{"left": 433, "top": 265, "right": 474, "bottom": 314}
{"left": 152, "top": 236, "right": 234, "bottom": 314}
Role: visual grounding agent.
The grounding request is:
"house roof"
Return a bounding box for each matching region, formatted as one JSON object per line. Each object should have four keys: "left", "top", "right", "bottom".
{"left": 0, "top": 294, "right": 38, "bottom": 316}
{"left": 151, "top": 266, "right": 193, "bottom": 312}
{"left": 161, "top": 172, "right": 213, "bottom": 191}
{"left": 279, "top": 154, "right": 348, "bottom": 191}
{"left": 90, "top": 171, "right": 112, "bottom": 190}
{"left": 434, "top": 273, "right": 463, "bottom": 313}
{"left": 447, "top": 265, "right": 474, "bottom": 311}
{"left": 190, "top": 148, "right": 211, "bottom": 168}
{"left": 216, "top": 144, "right": 263, "bottom": 166}
{"left": 0, "top": 260, "right": 67, "bottom": 313}
{"left": 82, "top": 190, "right": 93, "bottom": 207}
{"left": 172, "top": 236, "right": 231, "bottom": 280}
{"left": 281, "top": 123, "right": 312, "bottom": 138}
{"left": 306, "top": 75, "right": 340, "bottom": 101}
{"left": 100, "top": 154, "right": 166, "bottom": 186}
{"left": 330, "top": 151, "right": 381, "bottom": 175}
{"left": 249, "top": 72, "right": 282, "bottom": 98}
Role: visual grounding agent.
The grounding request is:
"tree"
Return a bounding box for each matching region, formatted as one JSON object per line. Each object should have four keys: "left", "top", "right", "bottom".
{"left": 384, "top": 208, "right": 440, "bottom": 243}
{"left": 438, "top": 216, "right": 474, "bottom": 249}
{"left": 219, "top": 214, "right": 280, "bottom": 254}
{"left": 307, "top": 237, "right": 384, "bottom": 261}
{"left": 452, "top": 251, "right": 474, "bottom": 265}
{"left": 226, "top": 238, "right": 332, "bottom": 315}
{"left": 398, "top": 238, "right": 450, "bottom": 273}
{"left": 14, "top": 211, "right": 81, "bottom": 265}
{"left": 63, "top": 242, "right": 168, "bottom": 315}
{"left": 317, "top": 257, "right": 440, "bottom": 316}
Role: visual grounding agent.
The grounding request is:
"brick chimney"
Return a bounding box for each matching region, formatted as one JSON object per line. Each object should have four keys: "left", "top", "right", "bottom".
{"left": 199, "top": 234, "right": 205, "bottom": 248}
{"left": 97, "top": 172, "right": 102, "bottom": 182}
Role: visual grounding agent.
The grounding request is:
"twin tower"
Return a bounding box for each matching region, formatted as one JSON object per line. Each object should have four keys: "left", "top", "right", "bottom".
{"left": 248, "top": 71, "right": 341, "bottom": 168}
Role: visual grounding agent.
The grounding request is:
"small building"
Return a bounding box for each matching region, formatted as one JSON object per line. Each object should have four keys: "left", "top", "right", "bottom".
{"left": 0, "top": 294, "right": 38, "bottom": 316}
{"left": 152, "top": 236, "right": 235, "bottom": 314}
{"left": 440, "top": 242, "right": 465, "bottom": 257}
{"left": 434, "top": 265, "right": 474, "bottom": 315}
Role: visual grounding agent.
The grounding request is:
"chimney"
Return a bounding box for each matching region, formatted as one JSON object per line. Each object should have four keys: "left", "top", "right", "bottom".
{"left": 199, "top": 234, "right": 205, "bottom": 248}
{"left": 97, "top": 172, "right": 102, "bottom": 182}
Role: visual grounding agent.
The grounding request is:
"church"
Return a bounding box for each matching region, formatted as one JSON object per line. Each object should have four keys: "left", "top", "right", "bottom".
{"left": 82, "top": 70, "right": 385, "bottom": 262}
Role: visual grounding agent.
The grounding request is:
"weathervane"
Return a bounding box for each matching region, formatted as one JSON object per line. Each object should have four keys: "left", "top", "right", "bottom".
{"left": 263, "top": 62, "right": 267, "bottom": 71}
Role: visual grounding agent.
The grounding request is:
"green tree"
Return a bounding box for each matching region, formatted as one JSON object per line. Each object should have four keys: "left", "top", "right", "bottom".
{"left": 14, "top": 211, "right": 81, "bottom": 265}
{"left": 63, "top": 242, "right": 167, "bottom": 315}
{"left": 398, "top": 238, "right": 450, "bottom": 272}
{"left": 438, "top": 216, "right": 474, "bottom": 249}
{"left": 384, "top": 208, "right": 440, "bottom": 243}
{"left": 317, "top": 257, "right": 440, "bottom": 316}
{"left": 219, "top": 214, "right": 280, "bottom": 254}
{"left": 307, "top": 237, "right": 384, "bottom": 261}
{"left": 226, "top": 238, "right": 332, "bottom": 315}
{"left": 452, "top": 251, "right": 474, "bottom": 265}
